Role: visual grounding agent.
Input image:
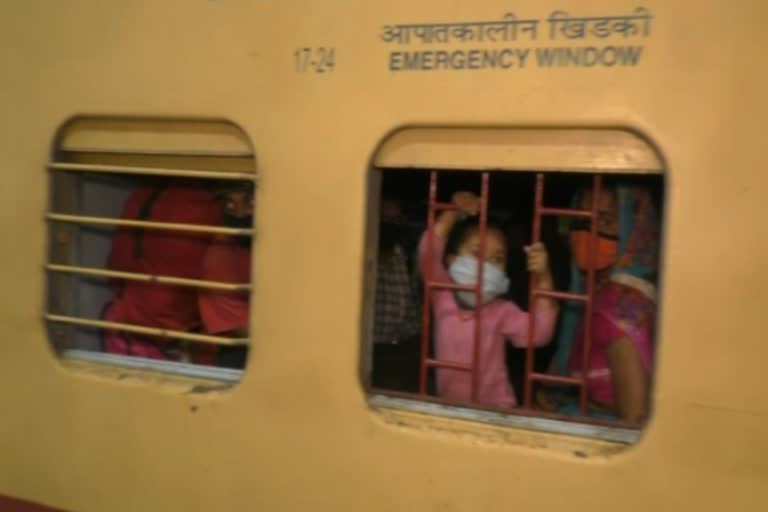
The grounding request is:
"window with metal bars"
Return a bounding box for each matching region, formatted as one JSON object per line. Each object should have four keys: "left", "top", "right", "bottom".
{"left": 46, "top": 117, "right": 256, "bottom": 382}
{"left": 366, "top": 128, "right": 664, "bottom": 444}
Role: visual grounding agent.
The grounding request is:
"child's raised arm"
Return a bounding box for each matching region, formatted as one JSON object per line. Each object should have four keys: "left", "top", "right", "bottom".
{"left": 433, "top": 191, "right": 480, "bottom": 238}
{"left": 418, "top": 191, "right": 480, "bottom": 283}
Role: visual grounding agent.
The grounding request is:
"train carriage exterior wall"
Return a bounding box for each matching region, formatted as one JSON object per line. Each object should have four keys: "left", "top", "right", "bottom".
{"left": 0, "top": 1, "right": 766, "bottom": 511}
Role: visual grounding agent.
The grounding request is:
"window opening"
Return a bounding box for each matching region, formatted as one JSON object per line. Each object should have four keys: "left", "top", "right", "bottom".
{"left": 367, "top": 128, "right": 664, "bottom": 442}
{"left": 46, "top": 118, "right": 256, "bottom": 381}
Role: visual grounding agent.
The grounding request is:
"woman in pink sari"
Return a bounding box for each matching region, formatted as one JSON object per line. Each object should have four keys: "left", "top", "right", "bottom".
{"left": 544, "top": 183, "right": 660, "bottom": 425}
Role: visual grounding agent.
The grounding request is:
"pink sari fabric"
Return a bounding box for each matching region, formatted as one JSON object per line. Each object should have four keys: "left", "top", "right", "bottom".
{"left": 102, "top": 302, "right": 175, "bottom": 360}
{"left": 567, "top": 276, "right": 655, "bottom": 404}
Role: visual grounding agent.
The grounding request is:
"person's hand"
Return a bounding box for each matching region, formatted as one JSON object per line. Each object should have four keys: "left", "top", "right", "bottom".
{"left": 525, "top": 242, "right": 556, "bottom": 303}
{"left": 524, "top": 242, "right": 550, "bottom": 276}
{"left": 451, "top": 191, "right": 480, "bottom": 216}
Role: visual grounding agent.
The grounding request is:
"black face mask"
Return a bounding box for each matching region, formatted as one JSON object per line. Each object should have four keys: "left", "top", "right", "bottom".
{"left": 223, "top": 214, "right": 253, "bottom": 247}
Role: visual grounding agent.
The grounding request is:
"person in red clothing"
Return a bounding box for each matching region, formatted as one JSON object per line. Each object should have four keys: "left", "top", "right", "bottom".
{"left": 103, "top": 178, "right": 221, "bottom": 364}
{"left": 198, "top": 181, "right": 254, "bottom": 369}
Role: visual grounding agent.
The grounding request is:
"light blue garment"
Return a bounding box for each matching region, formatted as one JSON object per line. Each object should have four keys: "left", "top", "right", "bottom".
{"left": 448, "top": 255, "right": 510, "bottom": 307}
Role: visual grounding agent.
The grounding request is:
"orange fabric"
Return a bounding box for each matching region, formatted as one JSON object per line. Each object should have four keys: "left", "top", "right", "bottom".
{"left": 199, "top": 238, "right": 251, "bottom": 334}
{"left": 569, "top": 231, "right": 618, "bottom": 271}
{"left": 108, "top": 185, "right": 220, "bottom": 332}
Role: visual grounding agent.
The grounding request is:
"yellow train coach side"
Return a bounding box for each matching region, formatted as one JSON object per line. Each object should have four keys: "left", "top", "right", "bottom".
{"left": 0, "top": 1, "right": 766, "bottom": 511}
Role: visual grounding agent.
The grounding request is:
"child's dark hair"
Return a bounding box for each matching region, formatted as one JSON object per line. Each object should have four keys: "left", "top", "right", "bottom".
{"left": 443, "top": 215, "right": 507, "bottom": 266}
{"left": 214, "top": 179, "right": 255, "bottom": 197}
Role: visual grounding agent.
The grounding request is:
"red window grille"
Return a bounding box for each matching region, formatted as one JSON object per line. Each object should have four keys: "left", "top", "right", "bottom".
{"left": 418, "top": 170, "right": 604, "bottom": 418}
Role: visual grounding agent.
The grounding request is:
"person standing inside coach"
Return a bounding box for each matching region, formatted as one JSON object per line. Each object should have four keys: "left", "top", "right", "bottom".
{"left": 103, "top": 178, "right": 221, "bottom": 364}
{"left": 198, "top": 181, "right": 254, "bottom": 369}
{"left": 371, "top": 196, "right": 422, "bottom": 392}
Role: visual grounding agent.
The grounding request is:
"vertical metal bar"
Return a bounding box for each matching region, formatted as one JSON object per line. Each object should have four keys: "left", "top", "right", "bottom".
{"left": 419, "top": 171, "right": 439, "bottom": 394}
{"left": 471, "top": 173, "right": 490, "bottom": 401}
{"left": 524, "top": 173, "right": 544, "bottom": 408}
{"left": 580, "top": 175, "right": 602, "bottom": 413}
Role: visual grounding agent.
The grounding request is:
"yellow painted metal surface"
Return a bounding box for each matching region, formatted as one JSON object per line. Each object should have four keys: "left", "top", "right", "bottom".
{"left": 375, "top": 127, "right": 664, "bottom": 172}
{"left": 0, "top": 1, "right": 766, "bottom": 510}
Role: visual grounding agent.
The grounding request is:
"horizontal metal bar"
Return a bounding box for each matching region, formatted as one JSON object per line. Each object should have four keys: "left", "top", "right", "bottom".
{"left": 61, "top": 349, "right": 243, "bottom": 383}
{"left": 45, "top": 264, "right": 250, "bottom": 291}
{"left": 539, "top": 207, "right": 593, "bottom": 218}
{"left": 48, "top": 161, "right": 255, "bottom": 180}
{"left": 529, "top": 373, "right": 583, "bottom": 386}
{"left": 45, "top": 314, "right": 248, "bottom": 346}
{"left": 424, "top": 358, "right": 472, "bottom": 371}
{"left": 47, "top": 213, "right": 252, "bottom": 236}
{"left": 532, "top": 289, "right": 589, "bottom": 302}
{"left": 433, "top": 202, "right": 460, "bottom": 211}
{"left": 368, "top": 393, "right": 639, "bottom": 444}
{"left": 426, "top": 281, "right": 476, "bottom": 292}
{"left": 58, "top": 148, "right": 254, "bottom": 158}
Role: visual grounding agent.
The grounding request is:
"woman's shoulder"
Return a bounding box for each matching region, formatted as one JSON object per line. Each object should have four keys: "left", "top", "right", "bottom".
{"left": 609, "top": 273, "right": 656, "bottom": 302}
{"left": 596, "top": 275, "right": 655, "bottom": 306}
{"left": 594, "top": 276, "right": 656, "bottom": 332}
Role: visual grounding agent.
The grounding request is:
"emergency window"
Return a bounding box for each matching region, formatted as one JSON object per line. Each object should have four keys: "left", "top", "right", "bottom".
{"left": 365, "top": 128, "right": 664, "bottom": 444}
{"left": 46, "top": 117, "right": 256, "bottom": 382}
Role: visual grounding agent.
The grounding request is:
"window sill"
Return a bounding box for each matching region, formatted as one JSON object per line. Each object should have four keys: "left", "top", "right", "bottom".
{"left": 368, "top": 392, "right": 640, "bottom": 448}
{"left": 59, "top": 349, "right": 242, "bottom": 393}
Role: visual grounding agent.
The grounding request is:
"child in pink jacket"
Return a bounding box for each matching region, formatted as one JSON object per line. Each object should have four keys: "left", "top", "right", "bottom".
{"left": 419, "top": 192, "right": 559, "bottom": 408}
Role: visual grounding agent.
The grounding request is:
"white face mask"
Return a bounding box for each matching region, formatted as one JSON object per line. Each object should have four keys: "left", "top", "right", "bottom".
{"left": 448, "top": 255, "right": 510, "bottom": 307}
